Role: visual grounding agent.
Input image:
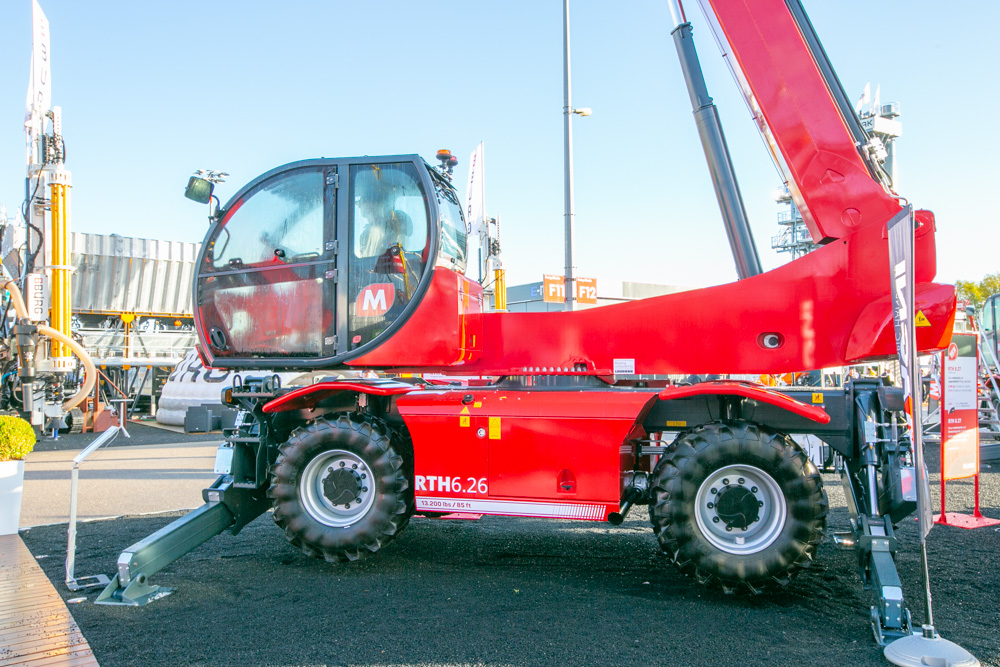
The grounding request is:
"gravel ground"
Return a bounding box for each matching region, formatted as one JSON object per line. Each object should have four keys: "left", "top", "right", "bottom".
{"left": 20, "top": 448, "right": 1000, "bottom": 667}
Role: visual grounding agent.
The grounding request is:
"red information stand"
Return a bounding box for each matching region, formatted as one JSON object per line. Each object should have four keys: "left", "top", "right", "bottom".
{"left": 934, "top": 333, "right": 1000, "bottom": 528}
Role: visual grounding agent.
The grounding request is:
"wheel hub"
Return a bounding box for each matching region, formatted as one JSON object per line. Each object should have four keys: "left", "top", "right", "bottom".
{"left": 299, "top": 450, "right": 375, "bottom": 527}
{"left": 695, "top": 464, "right": 787, "bottom": 555}
{"left": 715, "top": 484, "right": 760, "bottom": 530}
{"left": 323, "top": 468, "right": 362, "bottom": 505}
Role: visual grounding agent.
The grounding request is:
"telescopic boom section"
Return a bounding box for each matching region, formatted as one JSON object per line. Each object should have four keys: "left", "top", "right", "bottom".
{"left": 696, "top": 0, "right": 902, "bottom": 242}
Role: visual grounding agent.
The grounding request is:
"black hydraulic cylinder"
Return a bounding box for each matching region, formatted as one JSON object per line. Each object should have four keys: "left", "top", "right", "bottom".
{"left": 669, "top": 19, "right": 762, "bottom": 280}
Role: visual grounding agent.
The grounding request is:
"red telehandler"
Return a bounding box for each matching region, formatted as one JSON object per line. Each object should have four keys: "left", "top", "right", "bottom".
{"left": 99, "top": 0, "right": 955, "bottom": 646}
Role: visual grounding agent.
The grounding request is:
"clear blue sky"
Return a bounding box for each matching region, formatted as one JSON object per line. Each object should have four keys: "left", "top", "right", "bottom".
{"left": 1, "top": 1, "right": 997, "bottom": 291}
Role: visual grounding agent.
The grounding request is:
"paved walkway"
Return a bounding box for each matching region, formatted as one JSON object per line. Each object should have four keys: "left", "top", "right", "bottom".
{"left": 21, "top": 441, "right": 220, "bottom": 528}
{"left": 0, "top": 534, "right": 98, "bottom": 666}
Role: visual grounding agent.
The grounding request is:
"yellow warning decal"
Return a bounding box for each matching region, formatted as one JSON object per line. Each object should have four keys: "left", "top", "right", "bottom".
{"left": 489, "top": 417, "right": 501, "bottom": 439}
{"left": 473, "top": 401, "right": 482, "bottom": 408}
{"left": 461, "top": 406, "right": 470, "bottom": 415}
{"left": 460, "top": 415, "right": 470, "bottom": 427}
{"left": 812, "top": 393, "right": 824, "bottom": 404}
{"left": 665, "top": 420, "right": 687, "bottom": 427}
{"left": 915, "top": 311, "right": 931, "bottom": 327}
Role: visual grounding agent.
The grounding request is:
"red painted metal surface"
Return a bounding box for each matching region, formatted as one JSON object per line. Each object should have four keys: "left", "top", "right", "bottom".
{"left": 701, "top": 0, "right": 901, "bottom": 243}
{"left": 396, "top": 388, "right": 657, "bottom": 517}
{"left": 658, "top": 381, "right": 831, "bottom": 424}
{"left": 349, "top": 269, "right": 483, "bottom": 368}
{"left": 359, "top": 216, "right": 951, "bottom": 376}
{"left": 262, "top": 380, "right": 422, "bottom": 414}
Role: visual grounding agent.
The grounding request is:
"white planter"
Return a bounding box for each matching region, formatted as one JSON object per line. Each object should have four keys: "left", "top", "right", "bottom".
{"left": 0, "top": 460, "right": 25, "bottom": 535}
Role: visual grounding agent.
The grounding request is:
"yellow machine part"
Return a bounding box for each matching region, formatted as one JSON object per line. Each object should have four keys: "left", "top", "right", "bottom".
{"left": 49, "top": 180, "right": 72, "bottom": 358}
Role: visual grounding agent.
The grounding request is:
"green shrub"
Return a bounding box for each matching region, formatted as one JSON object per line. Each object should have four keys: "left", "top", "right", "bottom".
{"left": 0, "top": 415, "right": 36, "bottom": 461}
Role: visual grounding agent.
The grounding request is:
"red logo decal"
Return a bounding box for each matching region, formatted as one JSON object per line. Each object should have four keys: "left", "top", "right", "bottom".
{"left": 355, "top": 284, "right": 395, "bottom": 317}
{"left": 947, "top": 342, "right": 959, "bottom": 361}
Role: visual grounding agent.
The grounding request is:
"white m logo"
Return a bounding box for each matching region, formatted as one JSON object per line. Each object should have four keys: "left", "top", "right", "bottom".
{"left": 355, "top": 283, "right": 395, "bottom": 317}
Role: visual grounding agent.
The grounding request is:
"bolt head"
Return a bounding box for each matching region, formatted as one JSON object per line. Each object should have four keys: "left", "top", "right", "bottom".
{"left": 722, "top": 478, "right": 730, "bottom": 485}
{"left": 738, "top": 477, "right": 745, "bottom": 485}
{"left": 751, "top": 486, "right": 758, "bottom": 493}
{"left": 712, "top": 517, "right": 720, "bottom": 523}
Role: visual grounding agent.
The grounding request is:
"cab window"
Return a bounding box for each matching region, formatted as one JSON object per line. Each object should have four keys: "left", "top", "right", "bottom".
{"left": 434, "top": 178, "right": 468, "bottom": 272}
{"left": 347, "top": 163, "right": 430, "bottom": 350}
{"left": 209, "top": 168, "right": 324, "bottom": 270}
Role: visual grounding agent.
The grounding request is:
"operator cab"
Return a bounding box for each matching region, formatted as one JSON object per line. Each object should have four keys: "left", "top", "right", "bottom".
{"left": 194, "top": 155, "right": 468, "bottom": 369}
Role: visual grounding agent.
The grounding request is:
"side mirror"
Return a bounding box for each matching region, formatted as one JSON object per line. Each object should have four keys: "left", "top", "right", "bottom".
{"left": 184, "top": 176, "right": 214, "bottom": 204}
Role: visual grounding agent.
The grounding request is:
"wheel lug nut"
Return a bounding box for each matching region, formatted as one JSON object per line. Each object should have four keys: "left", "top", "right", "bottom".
{"left": 345, "top": 503, "right": 350, "bottom": 509}
{"left": 707, "top": 502, "right": 714, "bottom": 509}
{"left": 362, "top": 487, "right": 368, "bottom": 492}
{"left": 722, "top": 478, "right": 730, "bottom": 485}
{"left": 726, "top": 526, "right": 732, "bottom": 532}
{"left": 738, "top": 477, "right": 745, "bottom": 485}
{"left": 712, "top": 517, "right": 720, "bottom": 523}
{"left": 328, "top": 467, "right": 334, "bottom": 473}
{"left": 751, "top": 486, "right": 758, "bottom": 493}
{"left": 361, "top": 474, "right": 367, "bottom": 479}
{"left": 710, "top": 488, "right": 718, "bottom": 495}
{"left": 352, "top": 464, "right": 358, "bottom": 469}
{"left": 340, "top": 462, "right": 345, "bottom": 467}
{"left": 758, "top": 501, "right": 764, "bottom": 507}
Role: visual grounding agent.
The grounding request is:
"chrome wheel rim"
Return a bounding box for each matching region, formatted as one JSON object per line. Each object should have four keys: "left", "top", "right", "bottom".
{"left": 694, "top": 464, "right": 786, "bottom": 555}
{"left": 300, "top": 449, "right": 376, "bottom": 527}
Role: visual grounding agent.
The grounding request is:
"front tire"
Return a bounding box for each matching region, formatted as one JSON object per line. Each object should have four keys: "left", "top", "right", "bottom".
{"left": 650, "top": 421, "right": 827, "bottom": 593}
{"left": 268, "top": 415, "right": 411, "bottom": 562}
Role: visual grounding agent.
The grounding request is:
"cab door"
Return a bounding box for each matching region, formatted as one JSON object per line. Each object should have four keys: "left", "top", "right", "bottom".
{"left": 197, "top": 165, "right": 338, "bottom": 360}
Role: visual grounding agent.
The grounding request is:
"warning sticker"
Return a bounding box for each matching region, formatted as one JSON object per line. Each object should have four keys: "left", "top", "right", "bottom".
{"left": 474, "top": 402, "right": 482, "bottom": 408}
{"left": 488, "top": 417, "right": 501, "bottom": 440}
{"left": 460, "top": 406, "right": 470, "bottom": 414}
{"left": 613, "top": 358, "right": 636, "bottom": 374}
{"left": 915, "top": 311, "right": 931, "bottom": 327}
{"left": 460, "top": 416, "right": 470, "bottom": 427}
{"left": 812, "top": 393, "right": 824, "bottom": 404}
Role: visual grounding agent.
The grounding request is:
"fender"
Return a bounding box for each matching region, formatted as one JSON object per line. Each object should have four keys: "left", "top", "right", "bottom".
{"left": 261, "top": 379, "right": 423, "bottom": 414}
{"left": 658, "top": 380, "right": 831, "bottom": 424}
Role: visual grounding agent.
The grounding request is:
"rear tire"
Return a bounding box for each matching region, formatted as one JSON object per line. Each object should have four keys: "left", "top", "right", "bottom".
{"left": 650, "top": 420, "right": 827, "bottom": 593}
{"left": 268, "top": 415, "right": 411, "bottom": 562}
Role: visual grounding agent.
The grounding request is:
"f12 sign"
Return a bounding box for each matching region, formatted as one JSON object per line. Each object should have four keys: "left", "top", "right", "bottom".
{"left": 576, "top": 277, "right": 597, "bottom": 305}
{"left": 355, "top": 283, "right": 395, "bottom": 317}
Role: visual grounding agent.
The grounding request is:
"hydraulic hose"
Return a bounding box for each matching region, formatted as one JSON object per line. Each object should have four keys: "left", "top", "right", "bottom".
{"left": 3, "top": 280, "right": 96, "bottom": 411}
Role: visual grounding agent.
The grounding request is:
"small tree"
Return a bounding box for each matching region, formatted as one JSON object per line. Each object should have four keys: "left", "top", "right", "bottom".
{"left": 955, "top": 272, "right": 1000, "bottom": 310}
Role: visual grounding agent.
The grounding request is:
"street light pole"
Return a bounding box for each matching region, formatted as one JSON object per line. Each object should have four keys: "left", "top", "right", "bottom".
{"left": 563, "top": 0, "right": 576, "bottom": 311}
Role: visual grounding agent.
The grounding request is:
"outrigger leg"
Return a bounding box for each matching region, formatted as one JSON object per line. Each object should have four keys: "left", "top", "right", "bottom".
{"left": 95, "top": 477, "right": 268, "bottom": 605}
